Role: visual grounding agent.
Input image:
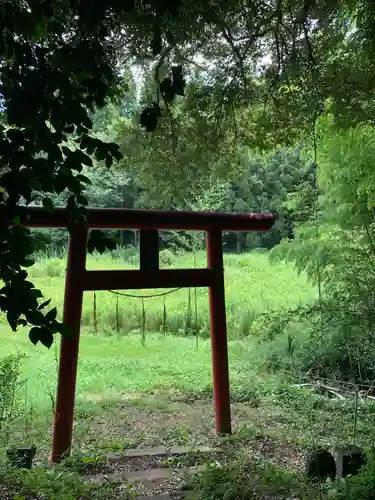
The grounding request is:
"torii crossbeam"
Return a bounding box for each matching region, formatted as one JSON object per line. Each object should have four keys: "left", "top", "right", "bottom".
{"left": 23, "top": 207, "right": 275, "bottom": 462}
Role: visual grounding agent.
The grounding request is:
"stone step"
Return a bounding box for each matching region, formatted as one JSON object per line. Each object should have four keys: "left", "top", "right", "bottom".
{"left": 106, "top": 445, "right": 216, "bottom": 462}
{"left": 136, "top": 493, "right": 192, "bottom": 500}
{"left": 88, "top": 465, "right": 203, "bottom": 486}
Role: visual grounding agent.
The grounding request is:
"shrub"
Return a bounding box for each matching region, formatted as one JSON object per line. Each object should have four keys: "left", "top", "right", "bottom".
{"left": 331, "top": 452, "right": 375, "bottom": 500}
{"left": 191, "top": 463, "right": 255, "bottom": 499}
{"left": 0, "top": 354, "right": 24, "bottom": 441}
{"left": 30, "top": 258, "right": 65, "bottom": 278}
{"left": 256, "top": 297, "right": 375, "bottom": 386}
{"left": 159, "top": 248, "right": 175, "bottom": 266}
{"left": 109, "top": 245, "right": 138, "bottom": 265}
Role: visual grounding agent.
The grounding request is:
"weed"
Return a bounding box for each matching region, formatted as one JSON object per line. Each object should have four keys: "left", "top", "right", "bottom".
{"left": 190, "top": 461, "right": 256, "bottom": 499}
{"left": 23, "top": 250, "right": 314, "bottom": 338}
{"left": 328, "top": 452, "right": 375, "bottom": 499}
{"left": 0, "top": 464, "right": 119, "bottom": 499}
{"left": 0, "top": 353, "right": 25, "bottom": 444}
{"left": 0, "top": 250, "right": 370, "bottom": 498}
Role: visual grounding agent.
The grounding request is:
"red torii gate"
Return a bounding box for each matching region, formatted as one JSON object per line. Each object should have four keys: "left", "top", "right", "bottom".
{"left": 24, "top": 207, "right": 275, "bottom": 463}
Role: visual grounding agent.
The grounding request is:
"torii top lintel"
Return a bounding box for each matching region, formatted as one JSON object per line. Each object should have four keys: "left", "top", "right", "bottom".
{"left": 24, "top": 207, "right": 275, "bottom": 232}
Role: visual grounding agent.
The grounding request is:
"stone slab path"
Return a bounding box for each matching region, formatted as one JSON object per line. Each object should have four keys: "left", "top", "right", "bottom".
{"left": 84, "top": 445, "right": 219, "bottom": 498}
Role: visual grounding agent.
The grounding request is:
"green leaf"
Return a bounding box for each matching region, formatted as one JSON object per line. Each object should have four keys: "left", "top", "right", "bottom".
{"left": 21, "top": 259, "right": 35, "bottom": 268}
{"left": 39, "top": 328, "right": 53, "bottom": 348}
{"left": 90, "top": 229, "right": 104, "bottom": 241}
{"left": 53, "top": 174, "right": 66, "bottom": 194}
{"left": 87, "top": 238, "right": 95, "bottom": 254}
{"left": 29, "top": 327, "right": 42, "bottom": 346}
{"left": 67, "top": 195, "right": 77, "bottom": 210}
{"left": 76, "top": 174, "right": 92, "bottom": 185}
{"left": 103, "top": 237, "right": 116, "bottom": 250}
{"left": 26, "top": 310, "right": 45, "bottom": 325}
{"left": 45, "top": 307, "right": 57, "bottom": 322}
{"left": 29, "top": 177, "right": 42, "bottom": 191}
{"left": 38, "top": 299, "right": 51, "bottom": 311}
{"left": 29, "top": 288, "right": 43, "bottom": 299}
{"left": 112, "top": 149, "right": 122, "bottom": 161}
{"left": 77, "top": 150, "right": 93, "bottom": 167}
{"left": 107, "top": 143, "right": 122, "bottom": 161}
{"left": 95, "top": 146, "right": 107, "bottom": 162}
{"left": 95, "top": 239, "right": 106, "bottom": 254}
{"left": 80, "top": 113, "right": 92, "bottom": 130}
{"left": 64, "top": 124, "right": 75, "bottom": 134}
{"left": 77, "top": 194, "right": 88, "bottom": 206}
{"left": 42, "top": 197, "right": 54, "bottom": 213}
{"left": 88, "top": 231, "right": 106, "bottom": 254}
{"left": 105, "top": 155, "right": 113, "bottom": 168}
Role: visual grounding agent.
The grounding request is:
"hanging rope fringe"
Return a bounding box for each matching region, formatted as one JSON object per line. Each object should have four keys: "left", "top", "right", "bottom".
{"left": 194, "top": 287, "right": 198, "bottom": 349}
{"left": 141, "top": 297, "right": 146, "bottom": 346}
{"left": 163, "top": 294, "right": 167, "bottom": 335}
{"left": 186, "top": 288, "right": 192, "bottom": 335}
{"left": 93, "top": 291, "right": 97, "bottom": 335}
{"left": 116, "top": 293, "right": 120, "bottom": 334}
{"left": 107, "top": 286, "right": 195, "bottom": 343}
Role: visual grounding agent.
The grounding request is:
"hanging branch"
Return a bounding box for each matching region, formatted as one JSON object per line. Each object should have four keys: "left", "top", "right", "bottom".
{"left": 220, "top": 26, "right": 248, "bottom": 93}
{"left": 153, "top": 44, "right": 178, "bottom": 152}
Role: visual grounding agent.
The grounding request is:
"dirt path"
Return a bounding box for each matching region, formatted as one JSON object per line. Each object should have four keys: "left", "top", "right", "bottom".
{"left": 69, "top": 392, "right": 307, "bottom": 498}
{"left": 2, "top": 392, "right": 309, "bottom": 499}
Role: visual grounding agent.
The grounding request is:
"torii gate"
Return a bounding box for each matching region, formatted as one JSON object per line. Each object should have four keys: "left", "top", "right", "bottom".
{"left": 24, "top": 207, "right": 275, "bottom": 463}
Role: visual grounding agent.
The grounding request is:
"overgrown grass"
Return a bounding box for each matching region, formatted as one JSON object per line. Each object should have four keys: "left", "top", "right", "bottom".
{"left": 28, "top": 249, "right": 315, "bottom": 338}
{"left": 2, "top": 250, "right": 372, "bottom": 499}
{"left": 0, "top": 250, "right": 315, "bottom": 454}
{"left": 0, "top": 328, "right": 280, "bottom": 421}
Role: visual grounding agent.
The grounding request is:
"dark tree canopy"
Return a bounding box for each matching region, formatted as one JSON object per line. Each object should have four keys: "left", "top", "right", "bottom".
{"left": 1, "top": 0, "right": 375, "bottom": 346}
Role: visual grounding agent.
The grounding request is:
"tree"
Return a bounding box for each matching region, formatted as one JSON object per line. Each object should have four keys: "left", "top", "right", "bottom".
{"left": 2, "top": 0, "right": 375, "bottom": 346}
{"left": 269, "top": 116, "right": 375, "bottom": 384}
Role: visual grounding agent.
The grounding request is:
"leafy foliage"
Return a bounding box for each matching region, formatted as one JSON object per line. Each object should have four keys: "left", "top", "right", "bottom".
{"left": 333, "top": 452, "right": 375, "bottom": 500}
{"left": 0, "top": 353, "right": 23, "bottom": 437}
{"left": 2, "top": 0, "right": 375, "bottom": 345}
{"left": 269, "top": 117, "right": 375, "bottom": 385}
{"left": 0, "top": 1, "right": 122, "bottom": 345}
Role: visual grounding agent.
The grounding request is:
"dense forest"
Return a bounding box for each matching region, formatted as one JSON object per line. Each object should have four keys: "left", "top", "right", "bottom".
{"left": 29, "top": 77, "right": 307, "bottom": 254}
{"left": 1, "top": 0, "right": 375, "bottom": 377}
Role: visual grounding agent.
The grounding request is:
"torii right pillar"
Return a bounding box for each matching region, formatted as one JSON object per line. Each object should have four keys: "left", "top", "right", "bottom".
{"left": 206, "top": 229, "right": 231, "bottom": 434}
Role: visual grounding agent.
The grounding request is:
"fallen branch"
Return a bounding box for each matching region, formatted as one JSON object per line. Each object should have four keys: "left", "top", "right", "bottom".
{"left": 294, "top": 383, "right": 346, "bottom": 400}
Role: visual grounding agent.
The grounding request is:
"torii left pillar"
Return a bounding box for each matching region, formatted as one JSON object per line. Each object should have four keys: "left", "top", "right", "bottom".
{"left": 50, "top": 226, "right": 88, "bottom": 462}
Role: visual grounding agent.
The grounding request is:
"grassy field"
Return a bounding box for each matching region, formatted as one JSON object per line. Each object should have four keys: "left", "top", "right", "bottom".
{"left": 27, "top": 249, "right": 315, "bottom": 337}
{"left": 0, "top": 251, "right": 373, "bottom": 499}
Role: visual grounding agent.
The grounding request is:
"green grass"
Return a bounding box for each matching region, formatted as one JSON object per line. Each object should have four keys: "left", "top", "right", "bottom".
{"left": 0, "top": 251, "right": 314, "bottom": 451}
{"left": 27, "top": 250, "right": 315, "bottom": 337}
{"left": 0, "top": 328, "right": 277, "bottom": 417}
{"left": 3, "top": 250, "right": 372, "bottom": 499}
